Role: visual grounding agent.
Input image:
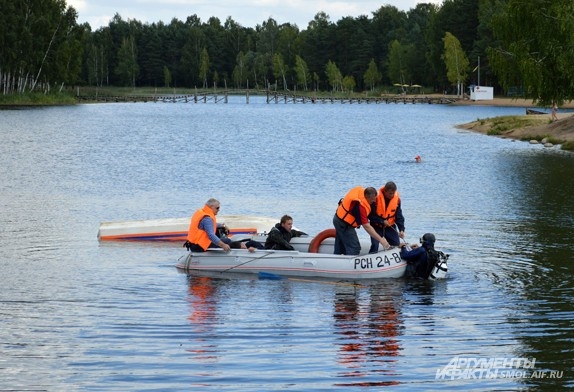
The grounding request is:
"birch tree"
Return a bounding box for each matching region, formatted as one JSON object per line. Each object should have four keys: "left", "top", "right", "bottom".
{"left": 489, "top": 0, "right": 574, "bottom": 105}
{"left": 199, "top": 47, "right": 210, "bottom": 88}
{"left": 325, "top": 60, "right": 342, "bottom": 92}
{"left": 116, "top": 36, "right": 138, "bottom": 87}
{"left": 294, "top": 55, "right": 310, "bottom": 91}
{"left": 363, "top": 58, "right": 382, "bottom": 92}
{"left": 443, "top": 32, "right": 469, "bottom": 97}
{"left": 0, "top": 0, "right": 83, "bottom": 94}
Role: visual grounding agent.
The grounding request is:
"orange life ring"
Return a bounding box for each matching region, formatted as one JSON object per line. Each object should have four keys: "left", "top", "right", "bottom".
{"left": 308, "top": 228, "right": 336, "bottom": 253}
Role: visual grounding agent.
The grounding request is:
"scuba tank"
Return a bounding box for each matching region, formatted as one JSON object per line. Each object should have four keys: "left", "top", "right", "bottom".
{"left": 428, "top": 251, "right": 449, "bottom": 280}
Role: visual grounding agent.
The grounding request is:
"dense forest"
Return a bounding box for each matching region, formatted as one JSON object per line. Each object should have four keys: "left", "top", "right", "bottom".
{"left": 1, "top": 0, "right": 573, "bottom": 104}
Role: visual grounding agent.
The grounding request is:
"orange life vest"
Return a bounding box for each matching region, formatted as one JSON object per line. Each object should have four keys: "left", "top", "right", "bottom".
{"left": 374, "top": 187, "right": 400, "bottom": 226}
{"left": 187, "top": 205, "right": 217, "bottom": 250}
{"left": 336, "top": 186, "right": 372, "bottom": 228}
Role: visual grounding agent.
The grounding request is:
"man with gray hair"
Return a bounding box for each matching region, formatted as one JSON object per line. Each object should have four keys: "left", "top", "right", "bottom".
{"left": 185, "top": 198, "right": 260, "bottom": 252}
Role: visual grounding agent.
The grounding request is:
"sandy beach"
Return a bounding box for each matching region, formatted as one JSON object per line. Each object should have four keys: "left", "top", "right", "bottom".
{"left": 453, "top": 97, "right": 574, "bottom": 109}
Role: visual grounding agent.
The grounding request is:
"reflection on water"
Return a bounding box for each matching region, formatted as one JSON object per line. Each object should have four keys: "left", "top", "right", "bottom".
{"left": 187, "top": 276, "right": 219, "bottom": 363}
{"left": 332, "top": 283, "right": 401, "bottom": 387}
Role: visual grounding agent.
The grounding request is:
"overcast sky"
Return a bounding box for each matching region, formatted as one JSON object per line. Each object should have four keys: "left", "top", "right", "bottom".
{"left": 67, "top": 0, "right": 443, "bottom": 30}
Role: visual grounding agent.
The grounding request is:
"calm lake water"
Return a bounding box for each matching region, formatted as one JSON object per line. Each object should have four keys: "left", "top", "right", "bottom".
{"left": 1, "top": 96, "right": 573, "bottom": 391}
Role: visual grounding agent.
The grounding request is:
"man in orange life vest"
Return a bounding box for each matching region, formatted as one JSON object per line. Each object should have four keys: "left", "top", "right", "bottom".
{"left": 368, "top": 181, "right": 405, "bottom": 253}
{"left": 185, "top": 198, "right": 259, "bottom": 252}
{"left": 333, "top": 186, "right": 391, "bottom": 255}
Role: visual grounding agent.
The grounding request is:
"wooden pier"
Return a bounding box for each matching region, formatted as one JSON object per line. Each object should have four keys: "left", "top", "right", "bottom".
{"left": 76, "top": 93, "right": 229, "bottom": 104}
{"left": 76, "top": 90, "right": 459, "bottom": 105}
{"left": 265, "top": 92, "right": 458, "bottom": 105}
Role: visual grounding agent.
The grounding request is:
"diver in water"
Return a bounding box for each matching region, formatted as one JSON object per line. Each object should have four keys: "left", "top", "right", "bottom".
{"left": 399, "top": 233, "right": 448, "bottom": 280}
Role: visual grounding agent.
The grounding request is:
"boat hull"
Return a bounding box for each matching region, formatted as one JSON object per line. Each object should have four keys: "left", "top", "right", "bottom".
{"left": 176, "top": 248, "right": 406, "bottom": 280}
{"left": 97, "top": 215, "right": 279, "bottom": 241}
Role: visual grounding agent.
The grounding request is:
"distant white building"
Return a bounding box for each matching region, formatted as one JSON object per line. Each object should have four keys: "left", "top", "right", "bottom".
{"left": 469, "top": 85, "right": 493, "bottom": 100}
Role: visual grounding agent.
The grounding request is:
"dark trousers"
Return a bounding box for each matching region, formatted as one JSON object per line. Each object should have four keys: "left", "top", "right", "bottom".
{"left": 369, "top": 226, "right": 400, "bottom": 253}
{"left": 333, "top": 214, "right": 361, "bottom": 255}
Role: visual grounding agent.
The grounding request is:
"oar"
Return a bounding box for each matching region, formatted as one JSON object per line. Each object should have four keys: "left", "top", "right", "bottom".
{"left": 258, "top": 272, "right": 362, "bottom": 287}
{"left": 220, "top": 250, "right": 273, "bottom": 273}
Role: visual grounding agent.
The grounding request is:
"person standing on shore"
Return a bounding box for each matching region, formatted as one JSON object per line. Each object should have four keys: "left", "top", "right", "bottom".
{"left": 551, "top": 101, "right": 558, "bottom": 122}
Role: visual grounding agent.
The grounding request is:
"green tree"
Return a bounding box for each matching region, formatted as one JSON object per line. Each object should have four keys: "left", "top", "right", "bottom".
{"left": 163, "top": 66, "right": 172, "bottom": 87}
{"left": 275, "top": 23, "right": 300, "bottom": 86}
{"left": 203, "top": 17, "right": 228, "bottom": 85}
{"left": 406, "top": 4, "right": 436, "bottom": 88}
{"left": 294, "top": 55, "right": 310, "bottom": 90}
{"left": 471, "top": 0, "right": 503, "bottom": 88}
{"left": 443, "top": 32, "right": 469, "bottom": 97}
{"left": 239, "top": 50, "right": 265, "bottom": 88}
{"left": 139, "top": 22, "right": 163, "bottom": 86}
{"left": 257, "top": 17, "right": 279, "bottom": 55}
{"left": 116, "top": 36, "right": 138, "bottom": 87}
{"left": 272, "top": 53, "right": 288, "bottom": 90}
{"left": 199, "top": 47, "right": 210, "bottom": 88}
{"left": 0, "top": 0, "right": 84, "bottom": 94}
{"left": 363, "top": 58, "right": 382, "bottom": 92}
{"left": 333, "top": 16, "right": 374, "bottom": 90}
{"left": 387, "top": 40, "right": 407, "bottom": 88}
{"left": 299, "top": 12, "right": 335, "bottom": 89}
{"left": 232, "top": 51, "right": 247, "bottom": 88}
{"left": 106, "top": 14, "right": 134, "bottom": 86}
{"left": 371, "top": 5, "right": 408, "bottom": 85}
{"left": 488, "top": 0, "right": 574, "bottom": 105}
{"left": 313, "top": 71, "right": 320, "bottom": 91}
{"left": 222, "top": 17, "right": 254, "bottom": 87}
{"left": 180, "top": 16, "right": 205, "bottom": 87}
{"left": 325, "top": 60, "right": 342, "bottom": 92}
{"left": 342, "top": 75, "right": 356, "bottom": 93}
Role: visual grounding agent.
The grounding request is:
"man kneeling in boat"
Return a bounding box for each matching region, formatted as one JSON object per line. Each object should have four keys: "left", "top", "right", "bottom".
{"left": 185, "top": 198, "right": 262, "bottom": 252}
{"left": 264, "top": 214, "right": 307, "bottom": 250}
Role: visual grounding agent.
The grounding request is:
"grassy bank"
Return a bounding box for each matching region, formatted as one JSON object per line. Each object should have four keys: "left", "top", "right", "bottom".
{"left": 0, "top": 92, "right": 77, "bottom": 106}
{"left": 475, "top": 115, "right": 551, "bottom": 136}
{"left": 459, "top": 115, "right": 574, "bottom": 152}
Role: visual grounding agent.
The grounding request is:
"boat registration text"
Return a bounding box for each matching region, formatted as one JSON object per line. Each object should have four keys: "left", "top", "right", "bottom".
{"left": 354, "top": 252, "right": 402, "bottom": 269}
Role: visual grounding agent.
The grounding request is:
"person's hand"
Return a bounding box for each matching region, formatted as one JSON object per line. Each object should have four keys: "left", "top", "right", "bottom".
{"left": 221, "top": 242, "right": 231, "bottom": 252}
{"left": 379, "top": 238, "right": 391, "bottom": 250}
{"left": 399, "top": 231, "right": 405, "bottom": 239}
{"left": 237, "top": 243, "right": 255, "bottom": 252}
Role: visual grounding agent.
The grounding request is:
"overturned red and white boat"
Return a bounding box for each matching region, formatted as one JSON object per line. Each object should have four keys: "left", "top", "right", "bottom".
{"left": 97, "top": 215, "right": 279, "bottom": 241}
